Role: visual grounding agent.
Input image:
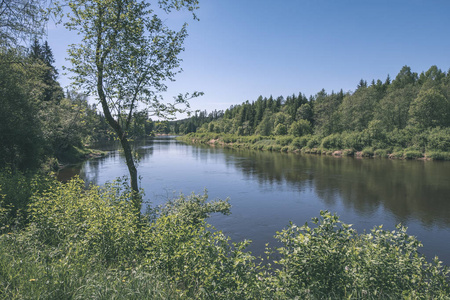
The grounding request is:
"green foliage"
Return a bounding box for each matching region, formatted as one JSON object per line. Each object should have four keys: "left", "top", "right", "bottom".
{"left": 289, "top": 119, "right": 312, "bottom": 137}
{"left": 290, "top": 135, "right": 311, "bottom": 149}
{"left": 0, "top": 52, "right": 45, "bottom": 170}
{"left": 274, "top": 123, "right": 288, "bottom": 135}
{"left": 426, "top": 151, "right": 450, "bottom": 161}
{"left": 176, "top": 65, "right": 450, "bottom": 160}
{"left": 374, "top": 149, "right": 389, "bottom": 158}
{"left": 152, "top": 190, "right": 231, "bottom": 225}
{"left": 341, "top": 131, "right": 370, "bottom": 151}
{"left": 404, "top": 149, "right": 423, "bottom": 160}
{"left": 321, "top": 133, "right": 343, "bottom": 150}
{"left": 306, "top": 135, "right": 322, "bottom": 149}
{"left": 426, "top": 127, "right": 450, "bottom": 152}
{"left": 29, "top": 177, "right": 143, "bottom": 263}
{"left": 361, "top": 147, "right": 375, "bottom": 157}
{"left": 0, "top": 169, "right": 52, "bottom": 231}
{"left": 409, "top": 88, "right": 450, "bottom": 129}
{"left": 275, "top": 136, "right": 293, "bottom": 146}
{"left": 273, "top": 211, "right": 450, "bottom": 299}
{"left": 1, "top": 176, "right": 449, "bottom": 299}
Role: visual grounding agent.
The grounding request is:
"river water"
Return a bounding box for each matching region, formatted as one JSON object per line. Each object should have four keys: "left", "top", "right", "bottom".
{"left": 58, "top": 136, "right": 450, "bottom": 264}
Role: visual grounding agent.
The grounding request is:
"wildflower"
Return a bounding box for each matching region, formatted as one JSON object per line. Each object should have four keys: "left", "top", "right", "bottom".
{"left": 29, "top": 279, "right": 37, "bottom": 282}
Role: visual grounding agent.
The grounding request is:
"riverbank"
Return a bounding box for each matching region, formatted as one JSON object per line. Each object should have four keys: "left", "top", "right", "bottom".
{"left": 177, "top": 132, "right": 450, "bottom": 161}
{"left": 42, "top": 145, "right": 109, "bottom": 173}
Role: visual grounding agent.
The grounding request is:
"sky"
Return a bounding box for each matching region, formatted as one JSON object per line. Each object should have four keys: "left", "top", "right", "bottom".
{"left": 47, "top": 0, "right": 450, "bottom": 119}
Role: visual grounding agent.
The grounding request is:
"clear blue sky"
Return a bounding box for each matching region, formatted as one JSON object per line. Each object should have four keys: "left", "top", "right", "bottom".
{"left": 47, "top": 0, "right": 450, "bottom": 119}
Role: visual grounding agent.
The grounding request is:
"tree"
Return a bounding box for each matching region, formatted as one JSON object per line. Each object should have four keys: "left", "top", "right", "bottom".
{"left": 289, "top": 120, "right": 312, "bottom": 137}
{"left": 0, "top": 0, "right": 55, "bottom": 47}
{"left": 312, "top": 89, "right": 343, "bottom": 136}
{"left": 66, "top": 0, "right": 200, "bottom": 211}
{"left": 0, "top": 52, "right": 44, "bottom": 170}
{"left": 408, "top": 88, "right": 450, "bottom": 129}
{"left": 29, "top": 40, "right": 64, "bottom": 103}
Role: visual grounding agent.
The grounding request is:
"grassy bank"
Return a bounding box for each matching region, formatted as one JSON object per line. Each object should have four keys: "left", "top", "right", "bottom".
{"left": 1, "top": 170, "right": 449, "bottom": 299}
{"left": 178, "top": 132, "right": 450, "bottom": 161}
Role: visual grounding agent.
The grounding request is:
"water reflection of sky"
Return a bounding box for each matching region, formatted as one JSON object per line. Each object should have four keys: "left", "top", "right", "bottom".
{"left": 58, "top": 137, "right": 450, "bottom": 264}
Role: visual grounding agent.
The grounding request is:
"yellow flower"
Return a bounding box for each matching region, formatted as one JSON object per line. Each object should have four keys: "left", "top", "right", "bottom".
{"left": 29, "top": 279, "right": 37, "bottom": 282}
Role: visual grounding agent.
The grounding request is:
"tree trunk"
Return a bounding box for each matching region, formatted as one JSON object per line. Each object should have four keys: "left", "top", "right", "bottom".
{"left": 118, "top": 135, "right": 141, "bottom": 211}
{"left": 97, "top": 65, "right": 141, "bottom": 212}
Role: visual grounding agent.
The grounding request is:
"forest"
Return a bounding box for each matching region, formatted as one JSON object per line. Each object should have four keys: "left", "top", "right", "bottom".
{"left": 174, "top": 65, "right": 450, "bottom": 160}
{"left": 0, "top": 40, "right": 174, "bottom": 172}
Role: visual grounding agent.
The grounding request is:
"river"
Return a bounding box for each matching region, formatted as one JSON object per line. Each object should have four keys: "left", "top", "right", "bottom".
{"left": 58, "top": 136, "right": 450, "bottom": 264}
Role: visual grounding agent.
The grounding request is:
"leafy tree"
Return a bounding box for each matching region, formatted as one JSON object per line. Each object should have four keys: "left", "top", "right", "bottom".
{"left": 312, "top": 89, "right": 343, "bottom": 136}
{"left": 255, "top": 109, "right": 274, "bottom": 136}
{"left": 409, "top": 88, "right": 450, "bottom": 129}
{"left": 0, "top": 0, "right": 56, "bottom": 47}
{"left": 391, "top": 65, "right": 418, "bottom": 89}
{"left": 289, "top": 119, "right": 312, "bottom": 137}
{"left": 339, "top": 85, "right": 381, "bottom": 132}
{"left": 0, "top": 52, "right": 44, "bottom": 170}
{"left": 296, "top": 103, "right": 313, "bottom": 123}
{"left": 375, "top": 85, "right": 419, "bottom": 130}
{"left": 66, "top": 0, "right": 201, "bottom": 210}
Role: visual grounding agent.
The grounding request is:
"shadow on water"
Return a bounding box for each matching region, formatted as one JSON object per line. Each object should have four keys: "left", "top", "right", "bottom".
{"left": 223, "top": 149, "right": 450, "bottom": 228}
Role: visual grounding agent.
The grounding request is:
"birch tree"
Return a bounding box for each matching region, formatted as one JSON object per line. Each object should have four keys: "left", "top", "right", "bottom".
{"left": 66, "top": 0, "right": 201, "bottom": 211}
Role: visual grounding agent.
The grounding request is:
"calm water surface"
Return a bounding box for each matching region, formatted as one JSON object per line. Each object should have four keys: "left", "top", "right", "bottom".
{"left": 59, "top": 137, "right": 450, "bottom": 264}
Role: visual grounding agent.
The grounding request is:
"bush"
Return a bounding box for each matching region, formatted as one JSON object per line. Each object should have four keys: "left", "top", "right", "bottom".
{"left": 321, "top": 133, "right": 343, "bottom": 150}
{"left": 275, "top": 136, "right": 293, "bottom": 146}
{"left": 290, "top": 135, "right": 311, "bottom": 149}
{"left": 271, "top": 145, "right": 282, "bottom": 152}
{"left": 426, "top": 151, "right": 450, "bottom": 161}
{"left": 341, "top": 131, "right": 371, "bottom": 151}
{"left": 374, "top": 149, "right": 389, "bottom": 158}
{"left": 306, "top": 135, "right": 322, "bottom": 149}
{"left": 272, "top": 211, "right": 450, "bottom": 299}
{"left": 404, "top": 149, "right": 423, "bottom": 160}
{"left": 0, "top": 169, "right": 53, "bottom": 231}
{"left": 361, "top": 147, "right": 374, "bottom": 157}
{"left": 426, "top": 127, "right": 450, "bottom": 152}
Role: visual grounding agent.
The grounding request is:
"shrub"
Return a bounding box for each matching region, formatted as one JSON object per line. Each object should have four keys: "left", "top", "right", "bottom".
{"left": 361, "top": 147, "right": 374, "bottom": 157}
{"left": 426, "top": 127, "right": 450, "bottom": 152}
{"left": 426, "top": 151, "right": 450, "bottom": 161}
{"left": 374, "top": 149, "right": 389, "bottom": 158}
{"left": 291, "top": 135, "right": 311, "bottom": 149}
{"left": 306, "top": 135, "right": 322, "bottom": 149}
{"left": 0, "top": 169, "right": 53, "bottom": 231}
{"left": 342, "top": 131, "right": 370, "bottom": 151}
{"left": 404, "top": 149, "right": 423, "bottom": 160}
{"left": 276, "top": 136, "right": 293, "bottom": 146}
{"left": 321, "top": 133, "right": 343, "bottom": 150}
{"left": 272, "top": 211, "right": 450, "bottom": 299}
{"left": 271, "top": 145, "right": 282, "bottom": 152}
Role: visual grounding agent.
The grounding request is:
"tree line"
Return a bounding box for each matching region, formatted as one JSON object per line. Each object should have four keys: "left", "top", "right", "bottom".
{"left": 0, "top": 40, "right": 113, "bottom": 170}
{"left": 175, "top": 65, "right": 450, "bottom": 157}
{"left": 0, "top": 40, "right": 178, "bottom": 171}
